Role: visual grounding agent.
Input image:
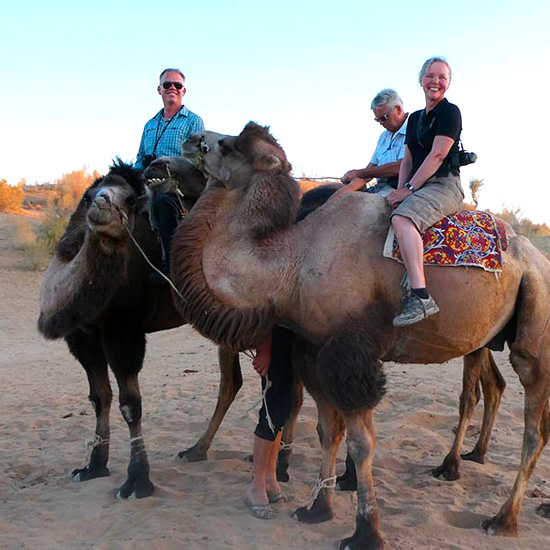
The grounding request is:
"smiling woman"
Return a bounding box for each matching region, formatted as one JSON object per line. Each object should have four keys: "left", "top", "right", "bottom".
{"left": 387, "top": 56, "right": 464, "bottom": 327}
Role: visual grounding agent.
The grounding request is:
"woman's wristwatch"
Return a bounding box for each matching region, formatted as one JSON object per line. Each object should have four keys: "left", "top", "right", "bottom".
{"left": 403, "top": 182, "right": 415, "bottom": 192}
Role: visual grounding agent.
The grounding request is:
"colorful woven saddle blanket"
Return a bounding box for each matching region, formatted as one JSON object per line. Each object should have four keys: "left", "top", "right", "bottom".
{"left": 383, "top": 211, "right": 508, "bottom": 273}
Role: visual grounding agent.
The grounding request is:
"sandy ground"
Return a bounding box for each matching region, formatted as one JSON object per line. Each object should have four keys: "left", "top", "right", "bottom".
{"left": 0, "top": 211, "right": 549, "bottom": 550}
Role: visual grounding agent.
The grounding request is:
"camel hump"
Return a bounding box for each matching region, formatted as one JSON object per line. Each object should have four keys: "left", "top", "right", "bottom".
{"left": 297, "top": 184, "right": 341, "bottom": 221}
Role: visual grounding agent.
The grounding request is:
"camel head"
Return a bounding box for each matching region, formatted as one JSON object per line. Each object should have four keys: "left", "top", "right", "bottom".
{"left": 58, "top": 161, "right": 150, "bottom": 260}
{"left": 182, "top": 122, "right": 292, "bottom": 189}
{"left": 143, "top": 155, "right": 207, "bottom": 204}
{"left": 181, "top": 130, "right": 230, "bottom": 182}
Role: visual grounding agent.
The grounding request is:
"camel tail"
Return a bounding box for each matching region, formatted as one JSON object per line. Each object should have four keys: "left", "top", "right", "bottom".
{"left": 316, "top": 306, "right": 395, "bottom": 412}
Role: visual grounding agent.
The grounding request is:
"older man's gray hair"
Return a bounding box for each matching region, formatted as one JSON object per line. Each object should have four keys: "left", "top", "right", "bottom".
{"left": 370, "top": 89, "right": 403, "bottom": 111}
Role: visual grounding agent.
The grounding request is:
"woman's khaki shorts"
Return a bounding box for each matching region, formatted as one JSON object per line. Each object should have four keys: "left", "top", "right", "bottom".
{"left": 390, "top": 174, "right": 464, "bottom": 233}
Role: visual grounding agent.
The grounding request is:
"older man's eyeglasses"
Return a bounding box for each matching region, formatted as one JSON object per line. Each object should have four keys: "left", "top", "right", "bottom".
{"left": 374, "top": 106, "right": 395, "bottom": 123}
{"left": 162, "top": 81, "right": 184, "bottom": 90}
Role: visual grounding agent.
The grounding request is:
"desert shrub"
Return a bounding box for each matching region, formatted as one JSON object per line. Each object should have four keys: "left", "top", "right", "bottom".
{"left": 529, "top": 235, "right": 550, "bottom": 255}
{"left": 53, "top": 169, "right": 100, "bottom": 214}
{"left": 14, "top": 219, "right": 38, "bottom": 249}
{"left": 17, "top": 212, "right": 69, "bottom": 271}
{"left": 0, "top": 180, "right": 24, "bottom": 212}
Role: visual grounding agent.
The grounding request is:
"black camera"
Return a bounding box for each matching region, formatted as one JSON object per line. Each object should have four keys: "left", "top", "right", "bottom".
{"left": 458, "top": 150, "right": 477, "bottom": 166}
{"left": 142, "top": 154, "right": 156, "bottom": 168}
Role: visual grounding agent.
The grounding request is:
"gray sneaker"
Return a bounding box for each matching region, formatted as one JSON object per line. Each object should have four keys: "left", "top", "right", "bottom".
{"left": 393, "top": 293, "right": 440, "bottom": 327}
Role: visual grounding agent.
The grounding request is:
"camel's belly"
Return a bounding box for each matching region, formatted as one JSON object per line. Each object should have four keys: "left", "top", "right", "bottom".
{"left": 294, "top": 256, "right": 522, "bottom": 362}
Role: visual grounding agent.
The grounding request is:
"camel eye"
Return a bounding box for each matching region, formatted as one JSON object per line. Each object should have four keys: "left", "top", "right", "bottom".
{"left": 126, "top": 196, "right": 136, "bottom": 207}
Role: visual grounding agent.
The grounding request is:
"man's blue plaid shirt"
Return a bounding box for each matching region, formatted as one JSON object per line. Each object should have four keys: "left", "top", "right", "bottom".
{"left": 134, "top": 105, "right": 204, "bottom": 169}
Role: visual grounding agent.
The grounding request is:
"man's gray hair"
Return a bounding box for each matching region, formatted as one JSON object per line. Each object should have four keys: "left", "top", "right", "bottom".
{"left": 418, "top": 56, "right": 451, "bottom": 84}
{"left": 371, "top": 89, "right": 403, "bottom": 111}
{"left": 159, "top": 68, "right": 186, "bottom": 82}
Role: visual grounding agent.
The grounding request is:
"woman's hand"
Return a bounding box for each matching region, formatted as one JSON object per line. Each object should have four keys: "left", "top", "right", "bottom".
{"left": 386, "top": 187, "right": 412, "bottom": 209}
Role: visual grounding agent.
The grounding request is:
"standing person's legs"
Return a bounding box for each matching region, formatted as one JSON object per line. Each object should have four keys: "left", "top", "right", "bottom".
{"left": 246, "top": 327, "right": 295, "bottom": 518}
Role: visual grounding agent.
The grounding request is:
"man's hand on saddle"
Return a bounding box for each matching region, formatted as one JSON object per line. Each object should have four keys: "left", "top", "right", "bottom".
{"left": 386, "top": 187, "right": 412, "bottom": 210}
{"left": 330, "top": 176, "right": 369, "bottom": 202}
{"left": 340, "top": 169, "right": 362, "bottom": 184}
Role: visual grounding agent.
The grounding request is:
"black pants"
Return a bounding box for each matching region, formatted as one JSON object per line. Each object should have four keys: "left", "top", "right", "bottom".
{"left": 152, "top": 192, "right": 180, "bottom": 266}
{"left": 254, "top": 327, "right": 295, "bottom": 441}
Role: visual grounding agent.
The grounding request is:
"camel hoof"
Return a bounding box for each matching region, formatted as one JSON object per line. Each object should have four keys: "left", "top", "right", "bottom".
{"left": 461, "top": 449, "right": 486, "bottom": 464}
{"left": 536, "top": 503, "right": 550, "bottom": 518}
{"left": 293, "top": 503, "right": 333, "bottom": 524}
{"left": 339, "top": 536, "right": 386, "bottom": 550}
{"left": 116, "top": 476, "right": 154, "bottom": 499}
{"left": 71, "top": 465, "right": 110, "bottom": 482}
{"left": 336, "top": 472, "right": 357, "bottom": 492}
{"left": 481, "top": 515, "right": 518, "bottom": 536}
{"left": 178, "top": 446, "right": 208, "bottom": 462}
{"left": 276, "top": 463, "right": 290, "bottom": 483}
{"left": 339, "top": 516, "right": 386, "bottom": 549}
{"left": 432, "top": 461, "right": 460, "bottom": 481}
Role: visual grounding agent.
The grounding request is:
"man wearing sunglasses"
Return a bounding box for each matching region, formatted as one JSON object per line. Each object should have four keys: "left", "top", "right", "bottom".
{"left": 135, "top": 68, "right": 204, "bottom": 169}
{"left": 134, "top": 68, "right": 204, "bottom": 281}
{"left": 333, "top": 89, "right": 408, "bottom": 199}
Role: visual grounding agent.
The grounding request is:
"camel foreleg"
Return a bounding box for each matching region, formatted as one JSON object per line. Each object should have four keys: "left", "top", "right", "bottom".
{"left": 482, "top": 347, "right": 550, "bottom": 536}
{"left": 179, "top": 346, "right": 242, "bottom": 462}
{"left": 105, "top": 323, "right": 154, "bottom": 499}
{"left": 338, "top": 410, "right": 385, "bottom": 550}
{"left": 293, "top": 398, "right": 344, "bottom": 524}
{"left": 66, "top": 330, "right": 112, "bottom": 482}
{"left": 462, "top": 349, "right": 506, "bottom": 464}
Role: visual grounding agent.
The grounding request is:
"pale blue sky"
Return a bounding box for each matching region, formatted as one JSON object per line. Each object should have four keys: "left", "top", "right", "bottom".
{"left": 1, "top": 0, "right": 548, "bottom": 223}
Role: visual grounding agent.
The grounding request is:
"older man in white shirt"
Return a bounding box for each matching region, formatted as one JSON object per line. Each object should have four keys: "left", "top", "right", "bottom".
{"left": 335, "top": 89, "right": 408, "bottom": 199}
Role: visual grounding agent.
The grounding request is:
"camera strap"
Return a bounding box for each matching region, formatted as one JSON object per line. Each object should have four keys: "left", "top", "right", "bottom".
{"left": 152, "top": 108, "right": 181, "bottom": 156}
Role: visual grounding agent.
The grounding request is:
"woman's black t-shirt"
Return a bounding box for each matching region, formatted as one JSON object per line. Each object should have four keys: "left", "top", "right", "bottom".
{"left": 405, "top": 98, "right": 462, "bottom": 178}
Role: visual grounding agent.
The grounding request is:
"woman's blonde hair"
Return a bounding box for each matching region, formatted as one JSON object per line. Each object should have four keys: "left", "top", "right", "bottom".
{"left": 418, "top": 56, "right": 451, "bottom": 85}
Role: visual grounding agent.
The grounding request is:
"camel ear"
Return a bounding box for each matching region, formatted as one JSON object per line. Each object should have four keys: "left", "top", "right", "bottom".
{"left": 254, "top": 155, "right": 281, "bottom": 172}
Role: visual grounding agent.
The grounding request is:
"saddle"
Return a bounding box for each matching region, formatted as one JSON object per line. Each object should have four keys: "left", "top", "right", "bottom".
{"left": 384, "top": 211, "right": 508, "bottom": 273}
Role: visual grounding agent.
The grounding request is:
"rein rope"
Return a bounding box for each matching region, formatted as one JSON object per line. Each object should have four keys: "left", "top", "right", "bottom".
{"left": 306, "top": 475, "right": 338, "bottom": 510}
{"left": 113, "top": 178, "right": 187, "bottom": 302}
{"left": 298, "top": 177, "right": 341, "bottom": 181}
{"left": 243, "top": 348, "right": 276, "bottom": 434}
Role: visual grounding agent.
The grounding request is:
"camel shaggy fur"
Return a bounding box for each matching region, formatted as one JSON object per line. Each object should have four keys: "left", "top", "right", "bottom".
{"left": 171, "top": 122, "right": 550, "bottom": 550}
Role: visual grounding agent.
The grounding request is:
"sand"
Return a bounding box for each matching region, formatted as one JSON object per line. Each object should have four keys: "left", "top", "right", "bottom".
{"left": 0, "top": 211, "right": 549, "bottom": 550}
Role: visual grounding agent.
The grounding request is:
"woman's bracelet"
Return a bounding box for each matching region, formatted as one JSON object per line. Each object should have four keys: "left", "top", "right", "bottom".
{"left": 403, "top": 181, "right": 415, "bottom": 192}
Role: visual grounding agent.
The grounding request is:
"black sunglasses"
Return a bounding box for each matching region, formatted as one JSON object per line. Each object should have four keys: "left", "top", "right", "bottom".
{"left": 374, "top": 105, "right": 396, "bottom": 123}
{"left": 162, "top": 81, "right": 184, "bottom": 90}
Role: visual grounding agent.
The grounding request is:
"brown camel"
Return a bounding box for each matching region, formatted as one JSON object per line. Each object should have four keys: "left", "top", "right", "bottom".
{"left": 37, "top": 159, "right": 249, "bottom": 497}
{"left": 171, "top": 122, "right": 550, "bottom": 549}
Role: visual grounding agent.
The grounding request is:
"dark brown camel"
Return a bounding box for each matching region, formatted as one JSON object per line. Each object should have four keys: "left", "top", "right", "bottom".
{"left": 171, "top": 122, "right": 550, "bottom": 550}
{"left": 37, "top": 159, "right": 249, "bottom": 497}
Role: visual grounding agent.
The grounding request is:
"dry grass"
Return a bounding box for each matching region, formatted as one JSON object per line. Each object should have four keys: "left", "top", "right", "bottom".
{"left": 14, "top": 213, "right": 68, "bottom": 271}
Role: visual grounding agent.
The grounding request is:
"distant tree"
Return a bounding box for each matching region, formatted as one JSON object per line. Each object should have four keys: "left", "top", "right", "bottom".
{"left": 535, "top": 223, "right": 550, "bottom": 237}
{"left": 498, "top": 205, "right": 522, "bottom": 232}
{"left": 53, "top": 168, "right": 101, "bottom": 213}
{"left": 469, "top": 177, "right": 484, "bottom": 209}
{"left": 0, "top": 179, "right": 24, "bottom": 212}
